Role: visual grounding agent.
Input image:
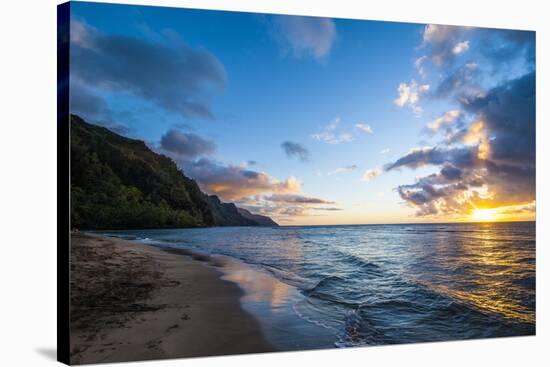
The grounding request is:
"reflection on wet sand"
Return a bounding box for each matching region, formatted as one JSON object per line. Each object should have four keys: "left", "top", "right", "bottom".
{"left": 214, "top": 254, "right": 337, "bottom": 351}
{"left": 218, "top": 257, "right": 293, "bottom": 308}
{"left": 100, "top": 222, "right": 535, "bottom": 346}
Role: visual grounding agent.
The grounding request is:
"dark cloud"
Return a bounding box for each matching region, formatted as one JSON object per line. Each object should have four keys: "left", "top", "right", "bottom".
{"left": 460, "top": 71, "right": 535, "bottom": 166}
{"left": 394, "top": 159, "right": 535, "bottom": 216}
{"left": 70, "top": 82, "right": 130, "bottom": 134}
{"left": 160, "top": 129, "right": 216, "bottom": 159}
{"left": 281, "top": 141, "right": 310, "bottom": 161}
{"left": 421, "top": 25, "right": 534, "bottom": 71}
{"left": 390, "top": 24, "right": 535, "bottom": 217}
{"left": 387, "top": 71, "right": 535, "bottom": 217}
{"left": 71, "top": 20, "right": 226, "bottom": 119}
{"left": 385, "top": 146, "right": 477, "bottom": 171}
{"left": 484, "top": 161, "right": 535, "bottom": 206}
{"left": 440, "top": 164, "right": 463, "bottom": 180}
{"left": 71, "top": 82, "right": 108, "bottom": 118}
{"left": 395, "top": 168, "right": 486, "bottom": 216}
{"left": 479, "top": 29, "right": 535, "bottom": 70}
{"left": 264, "top": 194, "right": 335, "bottom": 204}
{"left": 422, "top": 26, "right": 534, "bottom": 104}
{"left": 433, "top": 63, "right": 481, "bottom": 99}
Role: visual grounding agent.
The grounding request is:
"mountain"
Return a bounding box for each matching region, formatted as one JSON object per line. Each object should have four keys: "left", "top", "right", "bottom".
{"left": 70, "top": 115, "right": 276, "bottom": 229}
{"left": 207, "top": 195, "right": 258, "bottom": 227}
{"left": 237, "top": 208, "right": 279, "bottom": 227}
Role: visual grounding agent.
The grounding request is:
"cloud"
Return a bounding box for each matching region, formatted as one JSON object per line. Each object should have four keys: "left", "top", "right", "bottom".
{"left": 389, "top": 24, "right": 535, "bottom": 218}
{"left": 380, "top": 148, "right": 391, "bottom": 154}
{"left": 422, "top": 26, "right": 534, "bottom": 98}
{"left": 498, "top": 202, "right": 535, "bottom": 215}
{"left": 452, "top": 40, "right": 470, "bottom": 55}
{"left": 394, "top": 162, "right": 534, "bottom": 217}
{"left": 423, "top": 24, "right": 463, "bottom": 44}
{"left": 362, "top": 167, "right": 383, "bottom": 181}
{"left": 71, "top": 82, "right": 109, "bottom": 120}
{"left": 160, "top": 129, "right": 216, "bottom": 159}
{"left": 328, "top": 165, "right": 357, "bottom": 176}
{"left": 394, "top": 80, "right": 430, "bottom": 115}
{"left": 246, "top": 205, "right": 311, "bottom": 218}
{"left": 385, "top": 146, "right": 476, "bottom": 171}
{"left": 165, "top": 154, "right": 338, "bottom": 220}
{"left": 281, "top": 141, "right": 310, "bottom": 161}
{"left": 272, "top": 15, "right": 336, "bottom": 60}
{"left": 415, "top": 55, "right": 428, "bottom": 78}
{"left": 421, "top": 24, "right": 468, "bottom": 66}
{"left": 433, "top": 62, "right": 481, "bottom": 99}
{"left": 70, "top": 82, "right": 130, "bottom": 134}
{"left": 264, "top": 194, "right": 335, "bottom": 204}
{"left": 182, "top": 158, "right": 301, "bottom": 201}
{"left": 278, "top": 206, "right": 308, "bottom": 217}
{"left": 70, "top": 19, "right": 226, "bottom": 119}
{"left": 312, "top": 117, "right": 353, "bottom": 144}
{"left": 461, "top": 71, "right": 535, "bottom": 166}
{"left": 479, "top": 29, "right": 535, "bottom": 70}
{"left": 385, "top": 72, "right": 535, "bottom": 217}
{"left": 355, "top": 123, "right": 373, "bottom": 134}
{"left": 239, "top": 193, "right": 340, "bottom": 220}
{"left": 426, "top": 110, "right": 463, "bottom": 131}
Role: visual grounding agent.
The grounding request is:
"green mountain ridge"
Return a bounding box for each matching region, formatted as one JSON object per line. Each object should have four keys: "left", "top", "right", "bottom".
{"left": 70, "top": 114, "right": 278, "bottom": 229}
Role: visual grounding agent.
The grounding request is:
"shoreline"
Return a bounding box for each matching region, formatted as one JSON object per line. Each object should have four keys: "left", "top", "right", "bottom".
{"left": 70, "top": 233, "right": 275, "bottom": 364}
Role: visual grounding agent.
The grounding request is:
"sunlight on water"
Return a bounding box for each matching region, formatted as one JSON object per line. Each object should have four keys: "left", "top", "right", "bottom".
{"left": 415, "top": 222, "right": 535, "bottom": 324}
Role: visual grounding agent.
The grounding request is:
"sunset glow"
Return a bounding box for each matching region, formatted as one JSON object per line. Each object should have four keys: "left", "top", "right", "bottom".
{"left": 470, "top": 208, "right": 498, "bottom": 222}
{"left": 69, "top": 4, "right": 535, "bottom": 226}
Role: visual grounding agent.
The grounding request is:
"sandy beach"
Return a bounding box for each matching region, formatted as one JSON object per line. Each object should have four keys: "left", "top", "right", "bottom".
{"left": 69, "top": 233, "right": 274, "bottom": 364}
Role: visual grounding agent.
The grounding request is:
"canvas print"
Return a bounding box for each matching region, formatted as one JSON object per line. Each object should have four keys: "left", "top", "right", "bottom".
{"left": 58, "top": 1, "right": 536, "bottom": 365}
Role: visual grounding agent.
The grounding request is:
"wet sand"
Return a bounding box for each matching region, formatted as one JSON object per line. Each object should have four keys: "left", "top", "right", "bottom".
{"left": 69, "top": 233, "right": 274, "bottom": 364}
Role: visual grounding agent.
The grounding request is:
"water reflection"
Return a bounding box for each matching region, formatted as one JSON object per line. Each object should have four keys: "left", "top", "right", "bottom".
{"left": 411, "top": 222, "right": 535, "bottom": 323}
{"left": 101, "top": 222, "right": 535, "bottom": 346}
{"left": 219, "top": 256, "right": 293, "bottom": 308}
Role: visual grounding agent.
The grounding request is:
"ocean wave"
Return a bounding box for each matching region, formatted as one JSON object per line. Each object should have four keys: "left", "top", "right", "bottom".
{"left": 335, "top": 252, "right": 383, "bottom": 275}
{"left": 303, "top": 275, "right": 376, "bottom": 308}
{"left": 95, "top": 222, "right": 535, "bottom": 346}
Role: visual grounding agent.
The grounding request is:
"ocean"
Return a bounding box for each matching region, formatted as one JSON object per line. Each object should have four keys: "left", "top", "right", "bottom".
{"left": 97, "top": 221, "right": 535, "bottom": 347}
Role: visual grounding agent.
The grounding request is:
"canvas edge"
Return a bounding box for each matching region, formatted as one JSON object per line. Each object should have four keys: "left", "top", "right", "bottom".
{"left": 57, "top": 1, "right": 71, "bottom": 365}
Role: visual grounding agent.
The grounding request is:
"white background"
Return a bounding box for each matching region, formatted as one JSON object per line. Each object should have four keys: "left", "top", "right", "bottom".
{"left": 0, "top": 0, "right": 548, "bottom": 366}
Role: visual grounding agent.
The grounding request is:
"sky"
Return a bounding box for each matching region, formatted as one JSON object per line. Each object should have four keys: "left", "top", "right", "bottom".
{"left": 69, "top": 1, "right": 536, "bottom": 225}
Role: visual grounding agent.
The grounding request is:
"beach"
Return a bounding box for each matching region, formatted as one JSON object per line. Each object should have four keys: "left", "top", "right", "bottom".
{"left": 69, "top": 222, "right": 536, "bottom": 363}
{"left": 94, "top": 224, "right": 535, "bottom": 347}
{"left": 69, "top": 233, "right": 274, "bottom": 364}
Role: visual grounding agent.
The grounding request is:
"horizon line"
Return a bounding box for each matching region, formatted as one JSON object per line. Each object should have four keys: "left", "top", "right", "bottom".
{"left": 277, "top": 219, "right": 536, "bottom": 227}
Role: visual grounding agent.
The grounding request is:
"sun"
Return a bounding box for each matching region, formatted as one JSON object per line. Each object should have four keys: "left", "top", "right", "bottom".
{"left": 470, "top": 208, "right": 498, "bottom": 222}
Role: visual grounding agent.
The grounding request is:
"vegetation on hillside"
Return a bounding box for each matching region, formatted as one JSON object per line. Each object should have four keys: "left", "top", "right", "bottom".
{"left": 70, "top": 115, "right": 277, "bottom": 229}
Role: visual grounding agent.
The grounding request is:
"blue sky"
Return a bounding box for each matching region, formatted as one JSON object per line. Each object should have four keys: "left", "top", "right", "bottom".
{"left": 70, "top": 2, "right": 535, "bottom": 225}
